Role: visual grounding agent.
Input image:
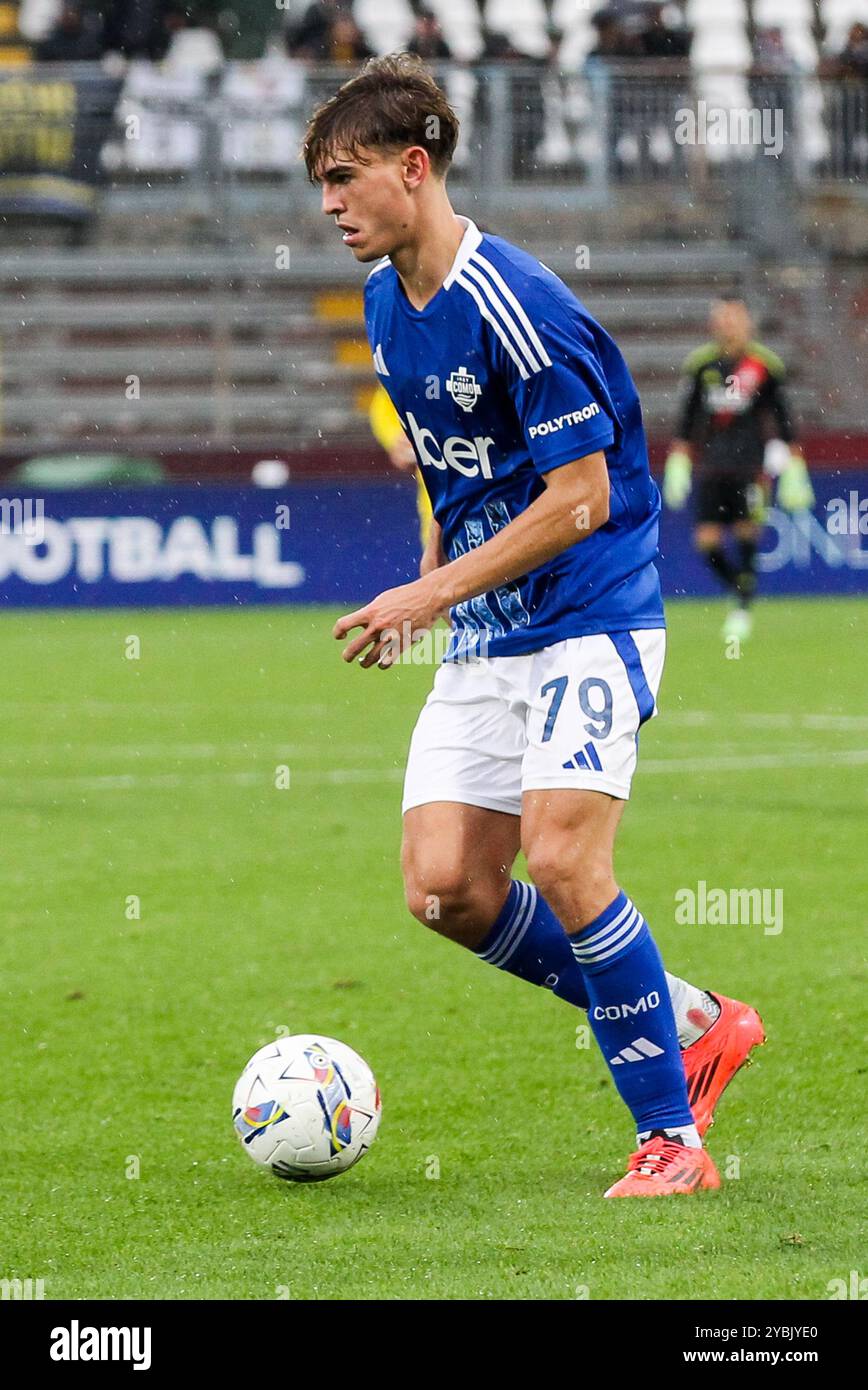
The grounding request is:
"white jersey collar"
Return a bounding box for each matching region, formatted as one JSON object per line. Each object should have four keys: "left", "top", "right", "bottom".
{"left": 443, "top": 215, "right": 483, "bottom": 290}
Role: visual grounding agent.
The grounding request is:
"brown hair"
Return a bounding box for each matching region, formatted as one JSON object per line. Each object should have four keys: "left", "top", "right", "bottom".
{"left": 302, "top": 52, "right": 459, "bottom": 183}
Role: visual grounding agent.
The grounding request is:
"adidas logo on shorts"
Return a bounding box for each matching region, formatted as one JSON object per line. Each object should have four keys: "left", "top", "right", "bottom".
{"left": 562, "top": 741, "right": 602, "bottom": 771}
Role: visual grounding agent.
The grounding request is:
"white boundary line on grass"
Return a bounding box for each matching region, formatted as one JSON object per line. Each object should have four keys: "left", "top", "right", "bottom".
{"left": 2, "top": 747, "right": 868, "bottom": 792}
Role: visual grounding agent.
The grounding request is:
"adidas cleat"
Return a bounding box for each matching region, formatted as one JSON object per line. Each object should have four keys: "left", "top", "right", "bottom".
{"left": 683, "top": 991, "right": 766, "bottom": 1137}
{"left": 604, "top": 1136, "right": 720, "bottom": 1198}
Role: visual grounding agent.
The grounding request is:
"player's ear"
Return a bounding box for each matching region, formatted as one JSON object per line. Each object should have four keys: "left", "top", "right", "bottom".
{"left": 401, "top": 146, "right": 430, "bottom": 190}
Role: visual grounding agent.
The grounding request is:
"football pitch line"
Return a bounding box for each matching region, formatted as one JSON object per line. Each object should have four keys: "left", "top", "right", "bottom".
{"left": 3, "top": 745, "right": 868, "bottom": 793}
{"left": 3, "top": 703, "right": 868, "bottom": 729}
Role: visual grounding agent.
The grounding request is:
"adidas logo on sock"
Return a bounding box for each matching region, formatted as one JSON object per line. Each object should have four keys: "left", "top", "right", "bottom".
{"left": 609, "top": 1037, "right": 665, "bottom": 1065}
{"left": 562, "top": 741, "right": 602, "bottom": 772}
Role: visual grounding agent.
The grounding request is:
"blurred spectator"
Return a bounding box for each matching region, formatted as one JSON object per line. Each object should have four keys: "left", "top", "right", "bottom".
{"left": 407, "top": 9, "right": 451, "bottom": 63}
{"left": 587, "top": 7, "right": 637, "bottom": 62}
{"left": 819, "top": 23, "right": 868, "bottom": 178}
{"left": 637, "top": 3, "right": 690, "bottom": 61}
{"left": 103, "top": 0, "right": 170, "bottom": 60}
{"left": 752, "top": 26, "right": 795, "bottom": 75}
{"left": 35, "top": 2, "right": 103, "bottom": 61}
{"left": 837, "top": 23, "right": 868, "bottom": 81}
{"left": 287, "top": 0, "right": 373, "bottom": 64}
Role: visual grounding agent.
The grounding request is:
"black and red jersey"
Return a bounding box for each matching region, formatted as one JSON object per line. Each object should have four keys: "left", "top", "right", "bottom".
{"left": 676, "top": 340, "right": 795, "bottom": 474}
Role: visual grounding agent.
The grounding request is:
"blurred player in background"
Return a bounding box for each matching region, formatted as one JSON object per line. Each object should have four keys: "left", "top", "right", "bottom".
{"left": 307, "top": 55, "right": 765, "bottom": 1198}
{"left": 369, "top": 383, "right": 432, "bottom": 547}
{"left": 663, "top": 298, "right": 814, "bottom": 642}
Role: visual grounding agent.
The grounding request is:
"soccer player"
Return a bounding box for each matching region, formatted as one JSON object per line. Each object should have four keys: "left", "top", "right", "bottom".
{"left": 304, "top": 55, "right": 764, "bottom": 1196}
{"left": 663, "top": 298, "right": 815, "bottom": 642}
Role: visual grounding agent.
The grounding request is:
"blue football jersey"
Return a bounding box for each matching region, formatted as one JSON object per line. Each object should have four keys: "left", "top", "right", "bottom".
{"left": 364, "top": 215, "right": 664, "bottom": 660}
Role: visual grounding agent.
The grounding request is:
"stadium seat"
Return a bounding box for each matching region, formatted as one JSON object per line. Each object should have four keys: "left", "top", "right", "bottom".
{"left": 687, "top": 0, "right": 752, "bottom": 71}
{"left": 110, "top": 63, "right": 206, "bottom": 173}
{"left": 424, "top": 0, "right": 484, "bottom": 62}
{"left": 686, "top": 0, "right": 754, "bottom": 161}
{"left": 482, "top": 0, "right": 550, "bottom": 59}
{"left": 352, "top": 0, "right": 415, "bottom": 56}
{"left": 221, "top": 59, "right": 306, "bottom": 172}
{"left": 16, "top": 0, "right": 61, "bottom": 42}
{"left": 550, "top": 0, "right": 595, "bottom": 70}
{"left": 752, "top": 0, "right": 818, "bottom": 70}
{"left": 163, "top": 27, "right": 225, "bottom": 78}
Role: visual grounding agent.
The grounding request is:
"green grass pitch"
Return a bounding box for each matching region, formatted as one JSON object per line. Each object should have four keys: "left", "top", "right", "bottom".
{"left": 1, "top": 597, "right": 865, "bottom": 1300}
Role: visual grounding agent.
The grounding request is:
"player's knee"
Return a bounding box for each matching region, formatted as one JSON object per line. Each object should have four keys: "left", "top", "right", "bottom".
{"left": 403, "top": 865, "right": 482, "bottom": 931}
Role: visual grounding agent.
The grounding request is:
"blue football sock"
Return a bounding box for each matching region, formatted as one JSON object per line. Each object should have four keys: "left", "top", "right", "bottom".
{"left": 474, "top": 880, "right": 589, "bottom": 1010}
{"left": 569, "top": 890, "right": 695, "bottom": 1136}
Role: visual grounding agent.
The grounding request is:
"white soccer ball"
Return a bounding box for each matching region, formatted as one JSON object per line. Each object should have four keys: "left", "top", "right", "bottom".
{"left": 232, "top": 1034, "right": 381, "bottom": 1182}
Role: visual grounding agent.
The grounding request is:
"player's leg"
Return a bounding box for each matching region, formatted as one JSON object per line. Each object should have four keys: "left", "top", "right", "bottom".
{"left": 520, "top": 631, "right": 761, "bottom": 1191}
{"left": 694, "top": 471, "right": 742, "bottom": 597}
{"left": 400, "top": 658, "right": 591, "bottom": 1010}
{"left": 401, "top": 652, "right": 732, "bottom": 1043}
{"left": 401, "top": 800, "right": 587, "bottom": 1008}
{"left": 733, "top": 506, "right": 762, "bottom": 609}
{"left": 522, "top": 786, "right": 710, "bottom": 1178}
{"left": 695, "top": 521, "right": 741, "bottom": 593}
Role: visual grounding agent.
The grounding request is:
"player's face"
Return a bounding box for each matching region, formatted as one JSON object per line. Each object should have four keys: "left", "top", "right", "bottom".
{"left": 318, "top": 147, "right": 414, "bottom": 262}
{"left": 710, "top": 301, "right": 753, "bottom": 355}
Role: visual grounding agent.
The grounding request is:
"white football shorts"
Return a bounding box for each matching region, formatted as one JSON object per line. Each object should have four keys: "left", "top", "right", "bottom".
{"left": 402, "top": 629, "right": 666, "bottom": 815}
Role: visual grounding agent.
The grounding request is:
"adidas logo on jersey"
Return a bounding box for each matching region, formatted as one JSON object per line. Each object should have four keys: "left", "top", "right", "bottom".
{"left": 404, "top": 410, "right": 495, "bottom": 479}
{"left": 609, "top": 1037, "right": 665, "bottom": 1065}
{"left": 562, "top": 741, "right": 602, "bottom": 771}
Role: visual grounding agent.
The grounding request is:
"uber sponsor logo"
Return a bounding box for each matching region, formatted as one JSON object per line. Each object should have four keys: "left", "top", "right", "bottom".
{"left": 592, "top": 990, "right": 660, "bottom": 1021}
{"left": 528, "top": 403, "right": 601, "bottom": 438}
{"left": 405, "top": 410, "right": 495, "bottom": 479}
{"left": 50, "top": 1320, "right": 152, "bottom": 1370}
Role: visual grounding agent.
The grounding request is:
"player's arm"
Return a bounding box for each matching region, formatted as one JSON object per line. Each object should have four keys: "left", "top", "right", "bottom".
{"left": 426, "top": 450, "right": 608, "bottom": 605}
{"left": 369, "top": 383, "right": 416, "bottom": 473}
{"left": 760, "top": 362, "right": 815, "bottom": 512}
{"left": 419, "top": 516, "right": 445, "bottom": 578}
{"left": 333, "top": 451, "right": 609, "bottom": 668}
{"left": 662, "top": 365, "right": 702, "bottom": 509}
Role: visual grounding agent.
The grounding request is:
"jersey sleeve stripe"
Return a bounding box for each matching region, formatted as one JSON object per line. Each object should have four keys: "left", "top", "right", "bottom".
{"left": 469, "top": 251, "right": 553, "bottom": 369}
{"left": 456, "top": 273, "right": 530, "bottom": 379}
{"left": 461, "top": 261, "right": 543, "bottom": 374}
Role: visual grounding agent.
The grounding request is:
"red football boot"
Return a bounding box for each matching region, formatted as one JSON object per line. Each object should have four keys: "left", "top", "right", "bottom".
{"left": 682, "top": 992, "right": 766, "bottom": 1137}
{"left": 604, "top": 1135, "right": 720, "bottom": 1198}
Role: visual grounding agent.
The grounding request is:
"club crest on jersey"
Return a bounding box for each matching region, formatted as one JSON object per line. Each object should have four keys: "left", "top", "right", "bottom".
{"left": 446, "top": 365, "right": 482, "bottom": 414}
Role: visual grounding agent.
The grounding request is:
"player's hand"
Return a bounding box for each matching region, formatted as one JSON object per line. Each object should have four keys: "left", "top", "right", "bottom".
{"left": 333, "top": 576, "right": 449, "bottom": 670}
{"left": 776, "top": 455, "right": 815, "bottom": 513}
{"left": 387, "top": 436, "right": 417, "bottom": 473}
{"left": 662, "top": 449, "right": 692, "bottom": 509}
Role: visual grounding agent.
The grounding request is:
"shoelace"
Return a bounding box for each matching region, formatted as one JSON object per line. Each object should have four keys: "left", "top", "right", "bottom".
{"left": 628, "top": 1139, "right": 688, "bottom": 1177}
